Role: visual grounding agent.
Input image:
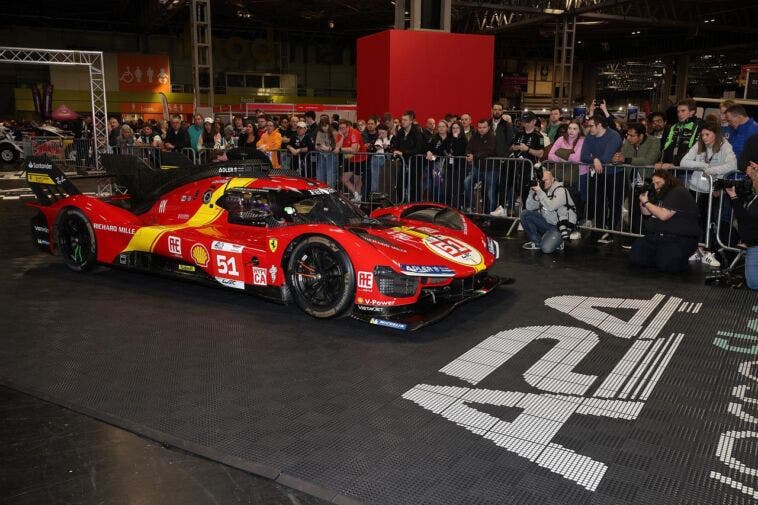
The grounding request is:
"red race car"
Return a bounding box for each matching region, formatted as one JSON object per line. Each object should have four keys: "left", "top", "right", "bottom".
{"left": 26, "top": 154, "right": 502, "bottom": 330}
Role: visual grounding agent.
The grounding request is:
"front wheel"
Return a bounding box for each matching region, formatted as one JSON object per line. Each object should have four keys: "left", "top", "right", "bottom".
{"left": 0, "top": 145, "right": 18, "bottom": 163}
{"left": 287, "top": 236, "right": 355, "bottom": 319}
{"left": 57, "top": 208, "right": 97, "bottom": 272}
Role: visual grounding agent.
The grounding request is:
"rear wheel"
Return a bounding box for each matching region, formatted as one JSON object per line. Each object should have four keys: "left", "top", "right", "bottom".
{"left": 287, "top": 236, "right": 355, "bottom": 318}
{"left": 57, "top": 208, "right": 97, "bottom": 272}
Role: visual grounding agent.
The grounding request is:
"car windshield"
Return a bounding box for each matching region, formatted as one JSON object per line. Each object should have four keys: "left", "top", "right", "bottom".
{"left": 277, "top": 189, "right": 376, "bottom": 226}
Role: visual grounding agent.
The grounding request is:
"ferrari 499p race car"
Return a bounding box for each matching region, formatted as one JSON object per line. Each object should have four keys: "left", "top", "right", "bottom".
{"left": 26, "top": 153, "right": 501, "bottom": 330}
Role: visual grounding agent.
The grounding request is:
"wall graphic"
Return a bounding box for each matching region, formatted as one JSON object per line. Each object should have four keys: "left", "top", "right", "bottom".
{"left": 117, "top": 54, "right": 171, "bottom": 93}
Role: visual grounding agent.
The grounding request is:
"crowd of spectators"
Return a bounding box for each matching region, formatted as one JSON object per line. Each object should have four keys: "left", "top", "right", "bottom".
{"left": 5, "top": 98, "right": 758, "bottom": 279}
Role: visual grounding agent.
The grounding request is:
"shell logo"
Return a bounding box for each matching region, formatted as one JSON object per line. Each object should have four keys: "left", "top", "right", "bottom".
{"left": 423, "top": 235, "right": 483, "bottom": 267}
{"left": 190, "top": 243, "right": 209, "bottom": 267}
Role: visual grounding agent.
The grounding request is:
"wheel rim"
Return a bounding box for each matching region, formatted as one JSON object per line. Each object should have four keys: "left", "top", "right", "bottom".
{"left": 59, "top": 213, "right": 92, "bottom": 266}
{"left": 291, "top": 244, "right": 346, "bottom": 309}
{"left": 1, "top": 149, "right": 12, "bottom": 162}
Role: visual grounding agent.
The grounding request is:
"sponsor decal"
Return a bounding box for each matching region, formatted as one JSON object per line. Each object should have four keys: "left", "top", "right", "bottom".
{"left": 252, "top": 266, "right": 267, "bottom": 286}
{"left": 178, "top": 264, "right": 196, "bottom": 272}
{"left": 215, "top": 276, "right": 245, "bottom": 289}
{"left": 217, "top": 166, "right": 246, "bottom": 174}
{"left": 211, "top": 240, "right": 244, "bottom": 253}
{"left": 403, "top": 294, "right": 697, "bottom": 492}
{"left": 168, "top": 235, "right": 181, "bottom": 256}
{"left": 308, "top": 187, "right": 336, "bottom": 195}
{"left": 28, "top": 161, "right": 53, "bottom": 170}
{"left": 400, "top": 264, "right": 455, "bottom": 277}
{"left": 177, "top": 213, "right": 190, "bottom": 220}
{"left": 190, "top": 243, "right": 209, "bottom": 267}
{"left": 356, "top": 297, "right": 395, "bottom": 307}
{"left": 26, "top": 173, "right": 55, "bottom": 185}
{"left": 268, "top": 238, "right": 278, "bottom": 253}
{"left": 93, "top": 223, "right": 136, "bottom": 235}
{"left": 158, "top": 199, "right": 167, "bottom": 214}
{"left": 356, "top": 305, "right": 384, "bottom": 313}
{"left": 119, "top": 254, "right": 127, "bottom": 265}
{"left": 33, "top": 225, "right": 49, "bottom": 233}
{"left": 357, "top": 271, "right": 374, "bottom": 290}
{"left": 370, "top": 318, "right": 408, "bottom": 330}
{"left": 423, "top": 235, "right": 483, "bottom": 267}
{"left": 709, "top": 305, "right": 758, "bottom": 501}
{"left": 387, "top": 229, "right": 414, "bottom": 242}
{"left": 268, "top": 265, "right": 278, "bottom": 283}
{"left": 36, "top": 239, "right": 50, "bottom": 246}
{"left": 415, "top": 226, "right": 440, "bottom": 235}
{"left": 361, "top": 235, "right": 406, "bottom": 252}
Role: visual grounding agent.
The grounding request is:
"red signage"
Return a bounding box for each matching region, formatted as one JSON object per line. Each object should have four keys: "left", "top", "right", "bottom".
{"left": 117, "top": 54, "right": 171, "bottom": 93}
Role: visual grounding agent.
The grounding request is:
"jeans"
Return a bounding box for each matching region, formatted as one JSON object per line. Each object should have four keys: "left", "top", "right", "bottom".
{"left": 464, "top": 165, "right": 499, "bottom": 213}
{"left": 746, "top": 246, "right": 758, "bottom": 290}
{"left": 629, "top": 233, "right": 698, "bottom": 273}
{"left": 370, "top": 154, "right": 387, "bottom": 193}
{"left": 520, "top": 210, "right": 563, "bottom": 253}
{"left": 316, "top": 153, "right": 338, "bottom": 188}
{"left": 588, "top": 171, "right": 625, "bottom": 230}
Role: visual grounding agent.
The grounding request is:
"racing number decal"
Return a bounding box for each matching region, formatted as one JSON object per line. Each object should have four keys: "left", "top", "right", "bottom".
{"left": 215, "top": 255, "right": 240, "bottom": 277}
{"left": 423, "top": 235, "right": 483, "bottom": 268}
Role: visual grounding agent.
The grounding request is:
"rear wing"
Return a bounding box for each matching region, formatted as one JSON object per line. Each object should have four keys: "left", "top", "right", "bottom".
{"left": 25, "top": 156, "right": 80, "bottom": 205}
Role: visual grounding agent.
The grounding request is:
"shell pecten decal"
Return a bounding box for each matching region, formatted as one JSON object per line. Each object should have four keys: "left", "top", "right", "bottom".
{"left": 190, "top": 243, "right": 210, "bottom": 267}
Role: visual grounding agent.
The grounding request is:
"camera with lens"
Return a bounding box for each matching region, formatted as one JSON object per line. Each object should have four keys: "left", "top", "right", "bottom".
{"left": 713, "top": 178, "right": 753, "bottom": 196}
{"left": 633, "top": 177, "right": 653, "bottom": 199}
{"left": 530, "top": 165, "right": 544, "bottom": 189}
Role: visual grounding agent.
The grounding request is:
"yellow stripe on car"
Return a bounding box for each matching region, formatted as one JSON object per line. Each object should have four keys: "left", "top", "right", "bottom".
{"left": 122, "top": 178, "right": 255, "bottom": 253}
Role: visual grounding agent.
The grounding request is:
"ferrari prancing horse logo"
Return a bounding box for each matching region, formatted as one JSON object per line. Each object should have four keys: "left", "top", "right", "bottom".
{"left": 268, "top": 239, "right": 278, "bottom": 253}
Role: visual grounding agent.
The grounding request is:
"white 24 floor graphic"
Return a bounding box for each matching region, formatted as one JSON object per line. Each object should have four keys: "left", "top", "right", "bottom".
{"left": 403, "top": 294, "right": 694, "bottom": 492}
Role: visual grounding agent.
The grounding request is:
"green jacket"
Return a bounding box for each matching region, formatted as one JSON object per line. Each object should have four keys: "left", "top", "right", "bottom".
{"left": 620, "top": 135, "right": 661, "bottom": 166}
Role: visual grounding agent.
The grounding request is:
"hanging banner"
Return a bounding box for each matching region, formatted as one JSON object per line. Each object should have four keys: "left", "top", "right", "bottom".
{"left": 117, "top": 54, "right": 171, "bottom": 93}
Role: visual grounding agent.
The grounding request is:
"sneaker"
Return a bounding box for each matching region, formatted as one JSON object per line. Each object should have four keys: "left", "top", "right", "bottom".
{"left": 597, "top": 233, "right": 613, "bottom": 244}
{"left": 490, "top": 205, "right": 507, "bottom": 217}
{"left": 583, "top": 219, "right": 593, "bottom": 228}
{"left": 351, "top": 192, "right": 362, "bottom": 203}
{"left": 569, "top": 230, "right": 581, "bottom": 240}
{"left": 621, "top": 244, "right": 632, "bottom": 250}
{"left": 701, "top": 252, "right": 721, "bottom": 268}
{"left": 688, "top": 251, "right": 701, "bottom": 262}
{"left": 522, "top": 241, "right": 541, "bottom": 250}
{"left": 557, "top": 241, "right": 565, "bottom": 251}
{"left": 517, "top": 223, "right": 524, "bottom": 231}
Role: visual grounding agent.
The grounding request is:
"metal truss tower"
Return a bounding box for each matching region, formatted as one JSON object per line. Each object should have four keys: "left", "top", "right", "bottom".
{"left": 191, "top": 0, "right": 214, "bottom": 110}
{"left": 0, "top": 47, "right": 109, "bottom": 170}
{"left": 551, "top": 16, "right": 576, "bottom": 109}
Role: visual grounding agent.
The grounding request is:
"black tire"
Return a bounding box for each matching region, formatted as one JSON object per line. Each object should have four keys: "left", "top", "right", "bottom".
{"left": 0, "top": 146, "right": 18, "bottom": 163}
{"left": 56, "top": 208, "right": 97, "bottom": 272}
{"left": 287, "top": 236, "right": 355, "bottom": 319}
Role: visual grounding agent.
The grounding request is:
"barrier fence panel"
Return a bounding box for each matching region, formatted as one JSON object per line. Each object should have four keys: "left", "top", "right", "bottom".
{"left": 302, "top": 151, "right": 405, "bottom": 205}
{"left": 180, "top": 147, "right": 196, "bottom": 165}
{"left": 112, "top": 145, "right": 162, "bottom": 170}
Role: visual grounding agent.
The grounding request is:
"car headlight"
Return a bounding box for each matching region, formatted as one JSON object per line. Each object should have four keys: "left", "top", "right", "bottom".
{"left": 486, "top": 236, "right": 500, "bottom": 259}
{"left": 374, "top": 266, "right": 419, "bottom": 297}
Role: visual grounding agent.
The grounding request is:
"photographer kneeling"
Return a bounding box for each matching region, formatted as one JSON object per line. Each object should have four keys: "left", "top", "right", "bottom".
{"left": 630, "top": 169, "right": 700, "bottom": 273}
{"left": 521, "top": 167, "right": 577, "bottom": 253}
{"left": 725, "top": 161, "right": 758, "bottom": 289}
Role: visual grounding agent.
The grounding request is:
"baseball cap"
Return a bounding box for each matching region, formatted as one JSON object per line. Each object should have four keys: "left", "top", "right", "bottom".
{"left": 296, "top": 121, "right": 307, "bottom": 128}
{"left": 204, "top": 117, "right": 213, "bottom": 124}
{"left": 521, "top": 111, "right": 536, "bottom": 122}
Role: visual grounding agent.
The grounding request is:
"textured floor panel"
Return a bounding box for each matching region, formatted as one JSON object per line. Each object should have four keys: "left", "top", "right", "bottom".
{"left": 1, "top": 202, "right": 757, "bottom": 504}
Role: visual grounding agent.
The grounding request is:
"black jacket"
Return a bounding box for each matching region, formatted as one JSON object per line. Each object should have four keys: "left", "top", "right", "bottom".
{"left": 164, "top": 127, "right": 190, "bottom": 150}
{"left": 427, "top": 134, "right": 452, "bottom": 157}
{"left": 391, "top": 125, "right": 426, "bottom": 157}
{"left": 731, "top": 191, "right": 758, "bottom": 246}
{"left": 489, "top": 119, "right": 514, "bottom": 157}
{"left": 450, "top": 135, "right": 467, "bottom": 157}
